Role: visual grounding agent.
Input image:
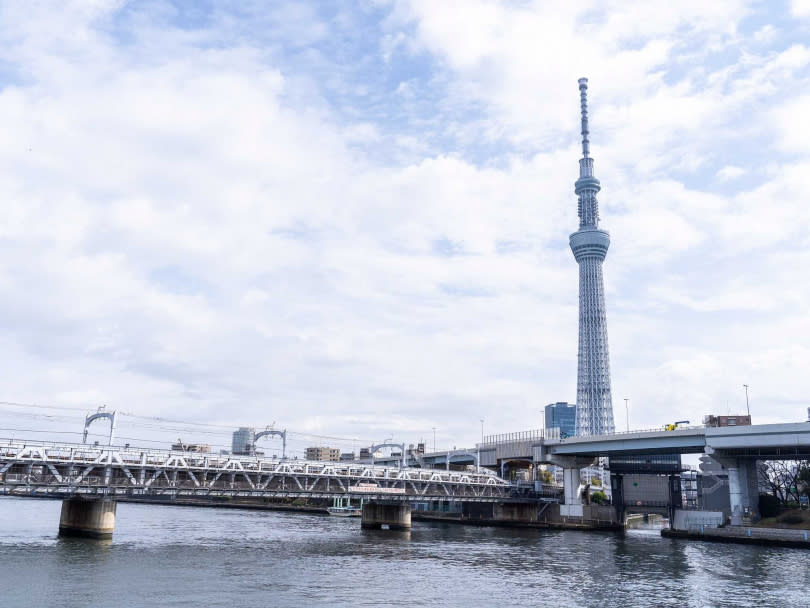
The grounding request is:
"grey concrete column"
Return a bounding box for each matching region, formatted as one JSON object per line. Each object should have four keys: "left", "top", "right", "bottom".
{"left": 59, "top": 497, "right": 117, "bottom": 539}
{"left": 549, "top": 456, "right": 593, "bottom": 517}
{"left": 559, "top": 467, "right": 584, "bottom": 517}
{"left": 727, "top": 465, "right": 743, "bottom": 526}
{"left": 738, "top": 459, "right": 760, "bottom": 520}
{"left": 361, "top": 502, "right": 411, "bottom": 530}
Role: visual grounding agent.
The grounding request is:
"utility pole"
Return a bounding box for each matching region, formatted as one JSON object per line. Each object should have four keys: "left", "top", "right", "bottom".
{"left": 432, "top": 427, "right": 436, "bottom": 453}
{"left": 624, "top": 398, "right": 629, "bottom": 432}
{"left": 478, "top": 419, "right": 484, "bottom": 473}
{"left": 743, "top": 384, "right": 750, "bottom": 418}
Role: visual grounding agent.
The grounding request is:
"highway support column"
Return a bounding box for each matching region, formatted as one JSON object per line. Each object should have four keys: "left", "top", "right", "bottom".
{"left": 707, "top": 450, "right": 758, "bottom": 526}
{"left": 361, "top": 502, "right": 411, "bottom": 530}
{"left": 611, "top": 473, "right": 625, "bottom": 524}
{"left": 727, "top": 465, "right": 744, "bottom": 526}
{"left": 550, "top": 456, "right": 594, "bottom": 518}
{"left": 562, "top": 467, "right": 583, "bottom": 517}
{"left": 58, "top": 496, "right": 117, "bottom": 539}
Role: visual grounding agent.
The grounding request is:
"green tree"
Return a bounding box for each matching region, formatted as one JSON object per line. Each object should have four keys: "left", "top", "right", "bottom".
{"left": 590, "top": 491, "right": 607, "bottom": 505}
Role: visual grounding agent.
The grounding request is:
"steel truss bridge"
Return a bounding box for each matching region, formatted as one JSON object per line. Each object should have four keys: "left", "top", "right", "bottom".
{"left": 0, "top": 439, "right": 511, "bottom": 502}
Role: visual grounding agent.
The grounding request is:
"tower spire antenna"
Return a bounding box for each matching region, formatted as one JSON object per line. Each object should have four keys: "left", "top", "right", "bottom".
{"left": 578, "top": 77, "right": 590, "bottom": 158}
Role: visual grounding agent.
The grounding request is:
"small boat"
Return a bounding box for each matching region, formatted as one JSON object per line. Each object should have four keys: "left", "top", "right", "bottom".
{"left": 327, "top": 505, "right": 362, "bottom": 517}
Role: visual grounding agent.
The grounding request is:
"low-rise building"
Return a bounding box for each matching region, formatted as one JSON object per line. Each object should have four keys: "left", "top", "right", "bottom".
{"left": 703, "top": 414, "right": 752, "bottom": 427}
{"left": 305, "top": 447, "right": 340, "bottom": 462}
{"left": 171, "top": 441, "right": 211, "bottom": 453}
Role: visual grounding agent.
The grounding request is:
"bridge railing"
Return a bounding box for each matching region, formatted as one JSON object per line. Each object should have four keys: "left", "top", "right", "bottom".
{"left": 477, "top": 425, "right": 707, "bottom": 448}
{"left": 552, "top": 425, "right": 707, "bottom": 443}
{"left": 479, "top": 428, "right": 560, "bottom": 447}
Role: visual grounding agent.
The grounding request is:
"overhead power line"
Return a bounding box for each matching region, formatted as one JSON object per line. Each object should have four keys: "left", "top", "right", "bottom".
{"left": 0, "top": 399, "right": 375, "bottom": 445}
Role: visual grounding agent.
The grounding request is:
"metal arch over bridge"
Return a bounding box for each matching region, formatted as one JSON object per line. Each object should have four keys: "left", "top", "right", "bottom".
{"left": 0, "top": 439, "right": 510, "bottom": 503}
{"left": 369, "top": 443, "right": 406, "bottom": 469}
{"left": 252, "top": 428, "right": 287, "bottom": 459}
{"left": 82, "top": 408, "right": 117, "bottom": 446}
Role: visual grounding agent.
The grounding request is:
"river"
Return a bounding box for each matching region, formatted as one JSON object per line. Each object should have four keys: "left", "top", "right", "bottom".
{"left": 0, "top": 497, "right": 806, "bottom": 607}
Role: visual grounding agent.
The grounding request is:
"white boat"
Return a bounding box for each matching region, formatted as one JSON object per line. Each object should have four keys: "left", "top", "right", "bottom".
{"left": 327, "top": 506, "right": 362, "bottom": 517}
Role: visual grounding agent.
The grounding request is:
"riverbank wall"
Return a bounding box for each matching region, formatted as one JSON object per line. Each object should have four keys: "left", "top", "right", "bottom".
{"left": 414, "top": 502, "right": 621, "bottom": 531}
{"left": 662, "top": 526, "right": 810, "bottom": 549}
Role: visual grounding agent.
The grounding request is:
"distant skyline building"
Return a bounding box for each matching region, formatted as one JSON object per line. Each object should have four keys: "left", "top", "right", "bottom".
{"left": 545, "top": 402, "right": 577, "bottom": 438}
{"left": 232, "top": 427, "right": 255, "bottom": 455}
{"left": 570, "top": 78, "right": 615, "bottom": 436}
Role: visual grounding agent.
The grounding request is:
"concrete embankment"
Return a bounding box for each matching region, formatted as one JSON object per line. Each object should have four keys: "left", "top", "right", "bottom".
{"left": 662, "top": 526, "right": 810, "bottom": 549}
{"left": 412, "top": 511, "right": 620, "bottom": 530}
{"left": 414, "top": 502, "right": 621, "bottom": 531}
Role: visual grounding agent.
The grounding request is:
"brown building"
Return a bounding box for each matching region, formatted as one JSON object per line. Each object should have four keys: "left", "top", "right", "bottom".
{"left": 171, "top": 441, "right": 211, "bottom": 453}
{"left": 305, "top": 446, "right": 341, "bottom": 461}
{"left": 703, "top": 414, "right": 752, "bottom": 427}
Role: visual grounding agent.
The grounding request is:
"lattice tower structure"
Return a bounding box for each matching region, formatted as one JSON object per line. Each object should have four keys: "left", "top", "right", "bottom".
{"left": 569, "top": 78, "right": 615, "bottom": 436}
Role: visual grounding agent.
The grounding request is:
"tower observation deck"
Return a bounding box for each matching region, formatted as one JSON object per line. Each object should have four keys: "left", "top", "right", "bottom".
{"left": 570, "top": 78, "right": 615, "bottom": 436}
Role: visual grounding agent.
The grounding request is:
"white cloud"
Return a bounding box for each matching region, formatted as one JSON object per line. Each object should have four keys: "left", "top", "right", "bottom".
{"left": 792, "top": 0, "right": 810, "bottom": 17}
{"left": 716, "top": 165, "right": 745, "bottom": 181}
{"left": 0, "top": 2, "right": 809, "bottom": 452}
{"left": 771, "top": 94, "right": 810, "bottom": 155}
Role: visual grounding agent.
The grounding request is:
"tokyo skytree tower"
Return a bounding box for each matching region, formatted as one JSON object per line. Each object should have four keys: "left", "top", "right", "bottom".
{"left": 570, "top": 78, "right": 615, "bottom": 436}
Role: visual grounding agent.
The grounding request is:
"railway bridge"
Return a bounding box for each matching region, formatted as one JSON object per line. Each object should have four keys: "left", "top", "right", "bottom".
{"left": 0, "top": 439, "right": 511, "bottom": 537}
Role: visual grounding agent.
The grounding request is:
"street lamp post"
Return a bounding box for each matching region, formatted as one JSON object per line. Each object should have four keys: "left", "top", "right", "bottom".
{"left": 624, "top": 398, "right": 629, "bottom": 432}
{"left": 432, "top": 427, "right": 436, "bottom": 453}
{"left": 743, "top": 384, "right": 750, "bottom": 418}
{"left": 478, "top": 419, "right": 484, "bottom": 473}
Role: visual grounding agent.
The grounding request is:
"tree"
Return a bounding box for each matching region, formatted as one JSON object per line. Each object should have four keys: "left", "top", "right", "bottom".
{"left": 590, "top": 491, "right": 607, "bottom": 505}
{"left": 759, "top": 460, "right": 810, "bottom": 504}
{"left": 759, "top": 493, "right": 781, "bottom": 518}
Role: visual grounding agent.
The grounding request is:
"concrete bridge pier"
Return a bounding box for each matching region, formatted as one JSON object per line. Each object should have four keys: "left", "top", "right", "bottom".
{"left": 58, "top": 497, "right": 117, "bottom": 539}
{"left": 562, "top": 467, "right": 583, "bottom": 516}
{"left": 551, "top": 456, "right": 595, "bottom": 518}
{"left": 726, "top": 460, "right": 759, "bottom": 525}
{"left": 706, "top": 451, "right": 759, "bottom": 526}
{"left": 611, "top": 473, "right": 625, "bottom": 523}
{"left": 727, "top": 465, "right": 744, "bottom": 526}
{"left": 361, "top": 502, "right": 411, "bottom": 530}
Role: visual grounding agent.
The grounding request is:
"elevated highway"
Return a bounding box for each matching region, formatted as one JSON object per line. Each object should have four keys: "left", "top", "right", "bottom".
{"left": 478, "top": 421, "right": 810, "bottom": 524}
{"left": 479, "top": 422, "right": 810, "bottom": 462}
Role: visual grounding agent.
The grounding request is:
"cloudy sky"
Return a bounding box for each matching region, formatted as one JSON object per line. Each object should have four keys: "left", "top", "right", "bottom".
{"left": 1, "top": 0, "right": 809, "bottom": 455}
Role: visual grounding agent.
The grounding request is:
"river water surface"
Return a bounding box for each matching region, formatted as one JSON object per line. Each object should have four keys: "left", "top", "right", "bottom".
{"left": 0, "top": 497, "right": 807, "bottom": 607}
